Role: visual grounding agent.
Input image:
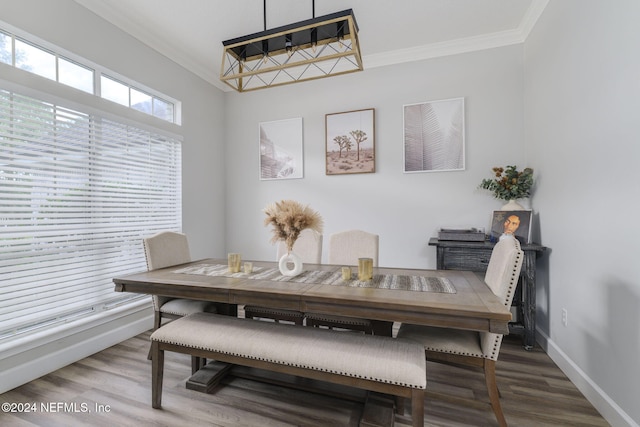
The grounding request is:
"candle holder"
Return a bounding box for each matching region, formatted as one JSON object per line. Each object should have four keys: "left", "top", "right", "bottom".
{"left": 228, "top": 253, "right": 241, "bottom": 273}
{"left": 357, "top": 258, "right": 373, "bottom": 281}
{"left": 244, "top": 262, "right": 253, "bottom": 274}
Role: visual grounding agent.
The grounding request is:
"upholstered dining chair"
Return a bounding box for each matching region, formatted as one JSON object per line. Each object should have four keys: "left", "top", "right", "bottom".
{"left": 244, "top": 229, "right": 323, "bottom": 325}
{"left": 275, "top": 229, "right": 323, "bottom": 264}
{"left": 143, "top": 231, "right": 217, "bottom": 367}
{"left": 396, "top": 236, "right": 524, "bottom": 427}
{"left": 305, "top": 229, "right": 379, "bottom": 334}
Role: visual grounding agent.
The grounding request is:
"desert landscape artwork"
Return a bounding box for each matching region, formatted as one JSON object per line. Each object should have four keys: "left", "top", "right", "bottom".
{"left": 325, "top": 108, "right": 375, "bottom": 175}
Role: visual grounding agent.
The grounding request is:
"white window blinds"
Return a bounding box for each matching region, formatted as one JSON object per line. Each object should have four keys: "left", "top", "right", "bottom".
{"left": 0, "top": 88, "right": 182, "bottom": 340}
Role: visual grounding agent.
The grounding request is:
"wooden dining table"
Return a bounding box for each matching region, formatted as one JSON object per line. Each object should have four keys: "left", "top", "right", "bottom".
{"left": 113, "top": 258, "right": 511, "bottom": 334}
{"left": 113, "top": 258, "right": 511, "bottom": 424}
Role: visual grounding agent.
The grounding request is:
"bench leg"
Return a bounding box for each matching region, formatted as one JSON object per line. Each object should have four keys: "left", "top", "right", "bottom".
{"left": 151, "top": 341, "right": 164, "bottom": 409}
{"left": 411, "top": 389, "right": 424, "bottom": 427}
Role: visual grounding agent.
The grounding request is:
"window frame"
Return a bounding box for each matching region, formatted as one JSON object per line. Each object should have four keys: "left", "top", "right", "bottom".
{"left": 0, "top": 20, "right": 181, "bottom": 125}
{"left": 0, "top": 20, "right": 184, "bottom": 345}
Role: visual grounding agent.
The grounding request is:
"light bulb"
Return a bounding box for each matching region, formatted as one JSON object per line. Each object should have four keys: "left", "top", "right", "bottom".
{"left": 311, "top": 28, "right": 317, "bottom": 53}
{"left": 285, "top": 34, "right": 293, "bottom": 57}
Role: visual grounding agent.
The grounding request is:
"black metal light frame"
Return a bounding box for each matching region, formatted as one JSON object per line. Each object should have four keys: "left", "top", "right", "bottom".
{"left": 220, "top": 9, "right": 363, "bottom": 92}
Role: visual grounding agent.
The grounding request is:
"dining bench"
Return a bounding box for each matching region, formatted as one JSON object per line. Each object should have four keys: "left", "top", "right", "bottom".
{"left": 150, "top": 312, "right": 426, "bottom": 426}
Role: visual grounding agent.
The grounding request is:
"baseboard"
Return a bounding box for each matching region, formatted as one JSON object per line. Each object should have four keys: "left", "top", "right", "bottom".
{"left": 0, "top": 301, "right": 153, "bottom": 394}
{"left": 536, "top": 329, "right": 638, "bottom": 427}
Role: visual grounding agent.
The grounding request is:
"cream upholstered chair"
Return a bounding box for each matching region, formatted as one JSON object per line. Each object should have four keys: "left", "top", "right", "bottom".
{"left": 244, "top": 229, "right": 322, "bottom": 325}
{"left": 396, "top": 236, "right": 524, "bottom": 427}
{"left": 305, "top": 229, "right": 379, "bottom": 334}
{"left": 275, "top": 229, "right": 323, "bottom": 264}
{"left": 326, "top": 229, "right": 379, "bottom": 266}
{"left": 143, "top": 231, "right": 218, "bottom": 331}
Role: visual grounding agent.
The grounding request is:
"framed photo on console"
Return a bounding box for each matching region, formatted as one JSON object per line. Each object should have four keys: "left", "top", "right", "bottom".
{"left": 490, "top": 210, "right": 532, "bottom": 244}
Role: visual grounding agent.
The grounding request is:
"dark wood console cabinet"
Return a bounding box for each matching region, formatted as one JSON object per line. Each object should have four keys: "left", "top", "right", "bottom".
{"left": 429, "top": 237, "right": 546, "bottom": 350}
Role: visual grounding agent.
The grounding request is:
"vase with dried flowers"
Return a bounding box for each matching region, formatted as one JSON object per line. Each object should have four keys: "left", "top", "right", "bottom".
{"left": 264, "top": 200, "right": 323, "bottom": 276}
{"left": 479, "top": 165, "right": 534, "bottom": 210}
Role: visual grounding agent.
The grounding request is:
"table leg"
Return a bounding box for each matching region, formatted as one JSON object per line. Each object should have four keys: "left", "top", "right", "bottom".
{"left": 185, "top": 361, "right": 234, "bottom": 393}
{"left": 372, "top": 320, "right": 393, "bottom": 337}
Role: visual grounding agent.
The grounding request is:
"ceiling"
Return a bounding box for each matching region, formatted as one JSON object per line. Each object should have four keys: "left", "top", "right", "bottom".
{"left": 73, "top": 0, "right": 548, "bottom": 92}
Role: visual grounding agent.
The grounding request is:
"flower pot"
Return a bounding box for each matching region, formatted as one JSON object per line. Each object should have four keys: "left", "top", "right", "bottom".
{"left": 501, "top": 199, "right": 525, "bottom": 210}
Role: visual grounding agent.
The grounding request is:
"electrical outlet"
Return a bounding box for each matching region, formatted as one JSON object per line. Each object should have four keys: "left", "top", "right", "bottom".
{"left": 562, "top": 308, "right": 568, "bottom": 326}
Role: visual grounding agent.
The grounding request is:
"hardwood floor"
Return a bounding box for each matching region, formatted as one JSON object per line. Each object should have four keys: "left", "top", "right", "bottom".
{"left": 0, "top": 331, "right": 609, "bottom": 426}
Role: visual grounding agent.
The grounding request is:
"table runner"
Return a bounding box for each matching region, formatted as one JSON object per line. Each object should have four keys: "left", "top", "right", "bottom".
{"left": 173, "top": 264, "right": 456, "bottom": 293}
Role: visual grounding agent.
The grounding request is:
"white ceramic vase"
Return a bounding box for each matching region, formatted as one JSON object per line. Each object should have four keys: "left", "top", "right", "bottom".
{"left": 278, "top": 251, "right": 303, "bottom": 277}
{"left": 501, "top": 199, "right": 525, "bottom": 210}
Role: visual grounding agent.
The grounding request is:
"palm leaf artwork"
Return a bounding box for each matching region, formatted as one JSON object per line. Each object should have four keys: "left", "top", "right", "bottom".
{"left": 404, "top": 98, "right": 464, "bottom": 172}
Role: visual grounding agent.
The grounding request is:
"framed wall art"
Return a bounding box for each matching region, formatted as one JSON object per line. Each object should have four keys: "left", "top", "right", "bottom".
{"left": 325, "top": 108, "right": 375, "bottom": 175}
{"left": 403, "top": 97, "right": 465, "bottom": 173}
{"left": 259, "top": 117, "right": 303, "bottom": 180}
{"left": 490, "top": 210, "right": 532, "bottom": 244}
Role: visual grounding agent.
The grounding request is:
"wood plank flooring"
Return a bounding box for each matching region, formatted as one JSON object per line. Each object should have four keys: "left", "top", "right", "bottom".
{"left": 0, "top": 331, "right": 609, "bottom": 426}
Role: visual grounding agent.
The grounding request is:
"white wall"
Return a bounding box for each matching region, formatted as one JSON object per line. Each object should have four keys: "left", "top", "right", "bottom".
{"left": 224, "top": 45, "right": 526, "bottom": 268}
{"left": 525, "top": 1, "right": 640, "bottom": 425}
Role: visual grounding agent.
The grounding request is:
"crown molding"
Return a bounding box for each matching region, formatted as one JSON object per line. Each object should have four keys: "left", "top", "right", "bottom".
{"left": 73, "top": 0, "right": 226, "bottom": 90}
{"left": 363, "top": 29, "right": 524, "bottom": 69}
{"left": 519, "top": 0, "right": 550, "bottom": 38}
{"left": 74, "top": 0, "right": 549, "bottom": 92}
{"left": 364, "top": 0, "right": 549, "bottom": 70}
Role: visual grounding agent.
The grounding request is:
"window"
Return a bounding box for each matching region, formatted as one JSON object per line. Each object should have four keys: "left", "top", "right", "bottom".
{"left": 101, "top": 75, "right": 173, "bottom": 120}
{"left": 0, "top": 31, "right": 10, "bottom": 64}
{"left": 101, "top": 75, "right": 129, "bottom": 106}
{"left": 0, "top": 26, "right": 179, "bottom": 124}
{"left": 14, "top": 38, "right": 57, "bottom": 81}
{"left": 58, "top": 57, "right": 94, "bottom": 94}
{"left": 0, "top": 88, "right": 182, "bottom": 341}
{"left": 153, "top": 97, "right": 174, "bottom": 122}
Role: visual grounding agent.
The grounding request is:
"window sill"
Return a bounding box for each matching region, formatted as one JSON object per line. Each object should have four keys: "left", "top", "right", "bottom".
{"left": 0, "top": 299, "right": 153, "bottom": 394}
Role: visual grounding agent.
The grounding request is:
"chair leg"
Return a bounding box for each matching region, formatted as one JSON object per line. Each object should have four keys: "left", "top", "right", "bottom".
{"left": 395, "top": 396, "right": 405, "bottom": 415}
{"left": 410, "top": 389, "right": 425, "bottom": 427}
{"left": 151, "top": 341, "right": 164, "bottom": 409}
{"left": 153, "top": 311, "right": 162, "bottom": 330}
{"left": 147, "top": 311, "right": 163, "bottom": 361}
{"left": 484, "top": 359, "right": 507, "bottom": 427}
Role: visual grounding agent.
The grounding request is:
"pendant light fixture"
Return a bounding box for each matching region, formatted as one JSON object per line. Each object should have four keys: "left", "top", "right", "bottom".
{"left": 220, "top": 1, "right": 363, "bottom": 92}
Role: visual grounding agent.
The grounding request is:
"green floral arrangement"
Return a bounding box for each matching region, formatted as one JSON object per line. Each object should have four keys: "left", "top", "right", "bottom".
{"left": 479, "top": 165, "right": 534, "bottom": 201}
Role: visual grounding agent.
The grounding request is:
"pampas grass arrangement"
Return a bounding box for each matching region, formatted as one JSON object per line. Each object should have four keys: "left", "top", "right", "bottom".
{"left": 264, "top": 200, "right": 323, "bottom": 253}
